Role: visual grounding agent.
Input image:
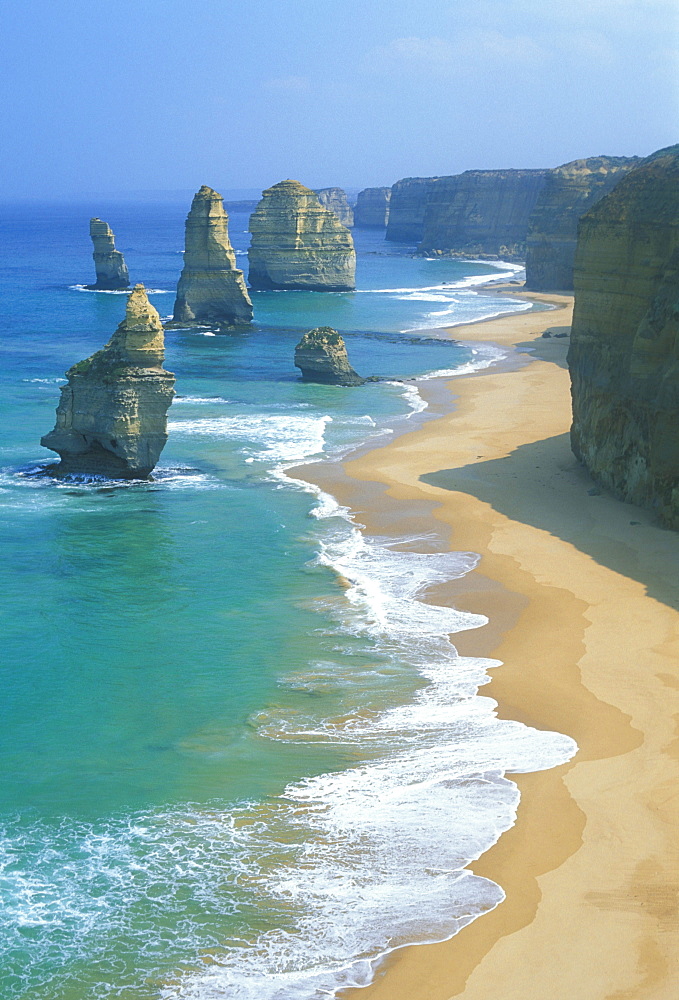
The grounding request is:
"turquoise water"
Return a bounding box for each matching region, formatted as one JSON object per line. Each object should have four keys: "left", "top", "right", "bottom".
{"left": 0, "top": 203, "right": 574, "bottom": 999}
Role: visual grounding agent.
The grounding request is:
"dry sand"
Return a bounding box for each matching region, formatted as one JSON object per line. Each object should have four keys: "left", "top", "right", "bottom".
{"left": 295, "top": 288, "right": 679, "bottom": 1000}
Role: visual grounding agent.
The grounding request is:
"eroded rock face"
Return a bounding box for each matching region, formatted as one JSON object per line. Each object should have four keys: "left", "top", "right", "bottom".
{"left": 294, "top": 327, "right": 365, "bottom": 385}
{"left": 173, "top": 186, "right": 253, "bottom": 326}
{"left": 354, "top": 187, "right": 391, "bottom": 228}
{"left": 314, "top": 187, "right": 354, "bottom": 227}
{"left": 525, "top": 157, "right": 640, "bottom": 291}
{"left": 42, "top": 285, "right": 175, "bottom": 478}
{"left": 568, "top": 145, "right": 679, "bottom": 528}
{"left": 386, "top": 177, "right": 440, "bottom": 242}
{"left": 248, "top": 180, "right": 356, "bottom": 291}
{"left": 86, "top": 218, "right": 130, "bottom": 290}
{"left": 419, "top": 169, "right": 548, "bottom": 258}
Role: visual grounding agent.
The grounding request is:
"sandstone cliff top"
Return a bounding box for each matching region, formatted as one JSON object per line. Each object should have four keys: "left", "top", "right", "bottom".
{"left": 582, "top": 144, "right": 679, "bottom": 225}
{"left": 193, "top": 185, "right": 223, "bottom": 203}
{"left": 261, "top": 179, "right": 315, "bottom": 198}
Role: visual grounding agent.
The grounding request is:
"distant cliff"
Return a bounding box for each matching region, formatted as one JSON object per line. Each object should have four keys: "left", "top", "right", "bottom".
{"left": 248, "top": 180, "right": 356, "bottom": 291}
{"left": 354, "top": 187, "right": 391, "bottom": 228}
{"left": 419, "top": 169, "right": 548, "bottom": 258}
{"left": 525, "top": 157, "right": 640, "bottom": 291}
{"left": 568, "top": 144, "right": 679, "bottom": 528}
{"left": 386, "top": 177, "right": 440, "bottom": 243}
{"left": 86, "top": 218, "right": 130, "bottom": 290}
{"left": 314, "top": 188, "right": 354, "bottom": 227}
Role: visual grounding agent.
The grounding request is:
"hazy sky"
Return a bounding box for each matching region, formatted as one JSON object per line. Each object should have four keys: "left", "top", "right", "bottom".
{"left": 1, "top": 0, "right": 677, "bottom": 198}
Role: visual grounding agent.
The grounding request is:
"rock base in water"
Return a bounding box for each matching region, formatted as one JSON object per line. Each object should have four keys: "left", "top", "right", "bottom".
{"left": 294, "top": 327, "right": 365, "bottom": 385}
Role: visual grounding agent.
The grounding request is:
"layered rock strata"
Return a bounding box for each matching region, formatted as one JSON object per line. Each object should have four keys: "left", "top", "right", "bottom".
{"left": 525, "top": 156, "right": 640, "bottom": 291}
{"left": 314, "top": 187, "right": 354, "bottom": 227}
{"left": 354, "top": 187, "right": 391, "bottom": 228}
{"left": 173, "top": 186, "right": 253, "bottom": 326}
{"left": 248, "top": 180, "right": 356, "bottom": 291}
{"left": 419, "top": 169, "right": 548, "bottom": 258}
{"left": 568, "top": 144, "right": 679, "bottom": 528}
{"left": 386, "top": 177, "right": 440, "bottom": 242}
{"left": 42, "top": 285, "right": 175, "bottom": 478}
{"left": 294, "top": 327, "right": 364, "bottom": 385}
{"left": 86, "top": 218, "right": 130, "bottom": 290}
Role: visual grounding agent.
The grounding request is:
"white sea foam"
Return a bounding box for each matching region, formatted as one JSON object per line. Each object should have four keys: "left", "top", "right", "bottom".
{"left": 68, "top": 284, "right": 172, "bottom": 294}
{"left": 168, "top": 412, "right": 333, "bottom": 464}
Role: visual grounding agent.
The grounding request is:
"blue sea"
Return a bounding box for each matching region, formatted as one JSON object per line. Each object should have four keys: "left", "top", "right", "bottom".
{"left": 0, "top": 202, "right": 575, "bottom": 999}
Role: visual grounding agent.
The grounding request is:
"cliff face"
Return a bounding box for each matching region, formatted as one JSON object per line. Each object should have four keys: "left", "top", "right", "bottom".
{"left": 42, "top": 285, "right": 175, "bottom": 478}
{"left": 385, "top": 177, "right": 440, "bottom": 242}
{"left": 354, "top": 187, "right": 391, "bottom": 228}
{"left": 568, "top": 145, "right": 679, "bottom": 528}
{"left": 86, "top": 218, "right": 130, "bottom": 290}
{"left": 248, "top": 180, "right": 356, "bottom": 291}
{"left": 294, "top": 327, "right": 364, "bottom": 385}
{"left": 525, "top": 157, "right": 640, "bottom": 291}
{"left": 314, "top": 187, "right": 354, "bottom": 227}
{"left": 173, "top": 186, "right": 253, "bottom": 326}
{"left": 419, "top": 169, "right": 548, "bottom": 258}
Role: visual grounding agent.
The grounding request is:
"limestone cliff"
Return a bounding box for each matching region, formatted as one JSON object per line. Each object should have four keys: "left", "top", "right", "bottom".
{"left": 248, "top": 180, "right": 356, "bottom": 291}
{"left": 173, "top": 186, "right": 253, "bottom": 326}
{"left": 42, "top": 285, "right": 175, "bottom": 478}
{"left": 419, "top": 169, "right": 548, "bottom": 258}
{"left": 314, "top": 187, "right": 354, "bottom": 227}
{"left": 568, "top": 144, "right": 679, "bottom": 528}
{"left": 386, "top": 177, "right": 440, "bottom": 242}
{"left": 86, "top": 218, "right": 130, "bottom": 290}
{"left": 354, "top": 187, "right": 391, "bottom": 228}
{"left": 294, "top": 327, "right": 364, "bottom": 385}
{"left": 525, "top": 157, "right": 640, "bottom": 291}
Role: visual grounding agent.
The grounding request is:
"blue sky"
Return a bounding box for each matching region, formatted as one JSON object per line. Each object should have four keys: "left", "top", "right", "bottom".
{"left": 1, "top": 0, "right": 677, "bottom": 198}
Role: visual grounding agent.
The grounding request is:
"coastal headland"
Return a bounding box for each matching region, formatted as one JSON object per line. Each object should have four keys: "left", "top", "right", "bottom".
{"left": 294, "top": 286, "right": 679, "bottom": 999}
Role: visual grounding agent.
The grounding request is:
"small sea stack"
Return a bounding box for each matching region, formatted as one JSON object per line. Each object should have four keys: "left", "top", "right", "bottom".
{"left": 313, "top": 187, "right": 354, "bottom": 227}
{"left": 86, "top": 217, "right": 130, "bottom": 290}
{"left": 354, "top": 187, "right": 391, "bottom": 228}
{"left": 41, "top": 284, "right": 175, "bottom": 478}
{"left": 248, "top": 180, "right": 356, "bottom": 291}
{"left": 294, "top": 327, "right": 365, "bottom": 385}
{"left": 172, "top": 185, "right": 253, "bottom": 327}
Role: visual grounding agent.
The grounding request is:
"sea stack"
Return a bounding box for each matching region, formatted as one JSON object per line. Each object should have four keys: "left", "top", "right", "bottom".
{"left": 354, "top": 187, "right": 391, "bottom": 228}
{"left": 525, "top": 156, "right": 640, "bottom": 291}
{"left": 314, "top": 187, "right": 354, "bottom": 227}
{"left": 86, "top": 218, "right": 130, "bottom": 290}
{"left": 568, "top": 144, "right": 679, "bottom": 528}
{"left": 41, "top": 285, "right": 175, "bottom": 479}
{"left": 294, "top": 327, "right": 365, "bottom": 385}
{"left": 248, "top": 180, "right": 356, "bottom": 291}
{"left": 172, "top": 186, "right": 253, "bottom": 327}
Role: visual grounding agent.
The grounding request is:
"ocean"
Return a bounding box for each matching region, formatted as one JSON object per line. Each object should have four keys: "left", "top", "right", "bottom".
{"left": 0, "top": 201, "right": 576, "bottom": 999}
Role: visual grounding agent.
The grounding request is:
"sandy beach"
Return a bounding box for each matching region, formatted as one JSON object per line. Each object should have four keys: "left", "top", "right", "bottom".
{"left": 295, "top": 288, "right": 679, "bottom": 1000}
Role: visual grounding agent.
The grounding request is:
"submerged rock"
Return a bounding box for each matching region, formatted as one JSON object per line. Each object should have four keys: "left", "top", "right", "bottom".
{"left": 173, "top": 185, "right": 253, "bottom": 327}
{"left": 314, "top": 187, "right": 354, "bottom": 227}
{"left": 41, "top": 285, "right": 175, "bottom": 478}
{"left": 294, "top": 327, "right": 365, "bottom": 385}
{"left": 525, "top": 156, "right": 640, "bottom": 291}
{"left": 86, "top": 217, "right": 130, "bottom": 290}
{"left": 568, "top": 144, "right": 679, "bottom": 528}
{"left": 354, "top": 187, "right": 391, "bottom": 228}
{"left": 386, "top": 177, "right": 440, "bottom": 242}
{"left": 248, "top": 180, "right": 356, "bottom": 291}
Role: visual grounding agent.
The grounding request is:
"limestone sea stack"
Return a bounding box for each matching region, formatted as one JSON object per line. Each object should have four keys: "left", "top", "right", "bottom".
{"left": 568, "top": 144, "right": 679, "bottom": 528}
{"left": 173, "top": 186, "right": 253, "bottom": 327}
{"left": 354, "top": 187, "right": 391, "bottom": 228}
{"left": 41, "top": 285, "right": 175, "bottom": 479}
{"left": 525, "top": 156, "right": 640, "bottom": 291}
{"left": 294, "top": 327, "right": 365, "bottom": 385}
{"left": 314, "top": 187, "right": 354, "bottom": 227}
{"left": 86, "top": 218, "right": 130, "bottom": 290}
{"left": 386, "top": 177, "right": 440, "bottom": 242}
{"left": 248, "top": 180, "right": 356, "bottom": 291}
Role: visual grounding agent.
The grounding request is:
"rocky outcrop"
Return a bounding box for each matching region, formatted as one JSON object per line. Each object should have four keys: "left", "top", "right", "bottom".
{"left": 314, "top": 187, "right": 354, "bottom": 227}
{"left": 294, "top": 327, "right": 365, "bottom": 385}
{"left": 354, "top": 187, "right": 391, "bottom": 228}
{"left": 248, "top": 180, "right": 356, "bottom": 291}
{"left": 386, "top": 177, "right": 440, "bottom": 242}
{"left": 86, "top": 218, "right": 130, "bottom": 290}
{"left": 42, "top": 285, "right": 175, "bottom": 478}
{"left": 525, "top": 157, "right": 640, "bottom": 290}
{"left": 173, "top": 186, "right": 253, "bottom": 326}
{"left": 419, "top": 169, "right": 548, "bottom": 258}
{"left": 568, "top": 144, "right": 679, "bottom": 528}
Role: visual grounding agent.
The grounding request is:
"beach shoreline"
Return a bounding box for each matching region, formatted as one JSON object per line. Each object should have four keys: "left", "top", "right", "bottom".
{"left": 291, "top": 285, "right": 679, "bottom": 1000}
